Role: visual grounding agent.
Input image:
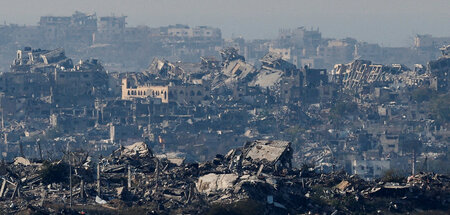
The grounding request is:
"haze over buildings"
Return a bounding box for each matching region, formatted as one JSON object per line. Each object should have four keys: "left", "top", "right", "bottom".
{"left": 1, "top": 0, "right": 449, "bottom": 46}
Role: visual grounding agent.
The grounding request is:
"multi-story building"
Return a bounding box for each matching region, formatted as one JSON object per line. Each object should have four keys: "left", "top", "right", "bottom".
{"left": 121, "top": 78, "right": 209, "bottom": 105}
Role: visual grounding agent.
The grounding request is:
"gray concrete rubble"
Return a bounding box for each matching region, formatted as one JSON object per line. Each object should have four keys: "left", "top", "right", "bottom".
{"left": 0, "top": 140, "right": 448, "bottom": 214}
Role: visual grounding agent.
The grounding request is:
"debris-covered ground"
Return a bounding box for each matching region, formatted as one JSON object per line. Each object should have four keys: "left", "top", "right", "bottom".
{"left": 0, "top": 140, "right": 449, "bottom": 215}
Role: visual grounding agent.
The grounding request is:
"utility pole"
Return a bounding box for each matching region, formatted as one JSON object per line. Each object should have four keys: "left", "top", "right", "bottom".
{"left": 412, "top": 149, "right": 416, "bottom": 176}
{"left": 127, "top": 165, "right": 131, "bottom": 189}
{"left": 132, "top": 102, "right": 136, "bottom": 124}
{"left": 147, "top": 105, "right": 151, "bottom": 140}
{"left": 3, "top": 132, "right": 7, "bottom": 161}
{"left": 97, "top": 162, "right": 101, "bottom": 197}
{"left": 19, "top": 142, "right": 24, "bottom": 158}
{"left": 37, "top": 139, "right": 43, "bottom": 160}
{"left": 154, "top": 159, "right": 159, "bottom": 194}
{"left": 80, "top": 179, "right": 84, "bottom": 200}
{"left": 69, "top": 153, "right": 72, "bottom": 209}
{"left": 1, "top": 109, "right": 4, "bottom": 130}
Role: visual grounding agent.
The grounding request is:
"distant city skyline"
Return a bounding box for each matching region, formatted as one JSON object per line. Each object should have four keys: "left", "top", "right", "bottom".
{"left": 0, "top": 0, "right": 449, "bottom": 47}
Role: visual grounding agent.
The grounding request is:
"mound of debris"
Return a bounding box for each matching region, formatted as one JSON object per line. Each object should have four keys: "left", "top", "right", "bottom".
{"left": 0, "top": 140, "right": 449, "bottom": 214}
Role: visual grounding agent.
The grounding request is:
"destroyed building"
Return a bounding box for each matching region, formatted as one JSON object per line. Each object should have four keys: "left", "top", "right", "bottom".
{"left": 121, "top": 75, "right": 209, "bottom": 105}
{"left": 429, "top": 45, "right": 450, "bottom": 92}
{"left": 0, "top": 139, "right": 448, "bottom": 214}
{"left": 211, "top": 47, "right": 256, "bottom": 93}
{"left": 248, "top": 51, "right": 330, "bottom": 104}
{"left": 39, "top": 11, "right": 97, "bottom": 45}
{"left": 10, "top": 47, "right": 73, "bottom": 73}
{"left": 331, "top": 59, "right": 427, "bottom": 95}
{"left": 0, "top": 47, "right": 116, "bottom": 160}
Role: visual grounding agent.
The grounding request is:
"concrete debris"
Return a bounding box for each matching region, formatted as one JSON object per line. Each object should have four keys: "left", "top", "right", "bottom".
{"left": 334, "top": 180, "right": 350, "bottom": 191}
{"left": 13, "top": 157, "right": 31, "bottom": 166}
{"left": 196, "top": 173, "right": 239, "bottom": 194}
{"left": 118, "top": 142, "right": 152, "bottom": 158}
{"left": 96, "top": 196, "right": 107, "bottom": 204}
{"left": 220, "top": 47, "right": 245, "bottom": 64}
{"left": 244, "top": 140, "right": 291, "bottom": 165}
{"left": 0, "top": 140, "right": 447, "bottom": 214}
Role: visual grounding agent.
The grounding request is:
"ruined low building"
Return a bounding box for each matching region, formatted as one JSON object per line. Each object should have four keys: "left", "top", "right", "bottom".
{"left": 39, "top": 11, "right": 97, "bottom": 44}
{"left": 379, "top": 133, "right": 400, "bottom": 153}
{"left": 165, "top": 24, "right": 221, "bottom": 40}
{"left": 212, "top": 49, "right": 257, "bottom": 92}
{"left": 249, "top": 51, "right": 329, "bottom": 104}
{"left": 0, "top": 47, "right": 110, "bottom": 120}
{"left": 428, "top": 46, "right": 450, "bottom": 92}
{"left": 352, "top": 159, "right": 390, "bottom": 179}
{"left": 53, "top": 61, "right": 109, "bottom": 108}
{"left": 250, "top": 52, "right": 302, "bottom": 103}
{"left": 109, "top": 123, "right": 142, "bottom": 144}
{"left": 440, "top": 45, "right": 450, "bottom": 57}
{"left": 225, "top": 140, "right": 293, "bottom": 172}
{"left": 414, "top": 35, "right": 450, "bottom": 50}
{"left": 11, "top": 47, "right": 73, "bottom": 73}
{"left": 121, "top": 77, "right": 208, "bottom": 105}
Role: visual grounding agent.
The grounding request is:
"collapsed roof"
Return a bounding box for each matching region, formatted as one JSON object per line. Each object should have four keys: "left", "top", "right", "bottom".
{"left": 220, "top": 47, "right": 245, "bottom": 65}
{"left": 226, "top": 140, "right": 293, "bottom": 170}
{"left": 11, "top": 47, "right": 74, "bottom": 72}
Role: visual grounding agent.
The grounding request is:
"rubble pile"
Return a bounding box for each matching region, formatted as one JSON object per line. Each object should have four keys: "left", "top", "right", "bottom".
{"left": 0, "top": 140, "right": 448, "bottom": 214}
{"left": 209, "top": 47, "right": 256, "bottom": 91}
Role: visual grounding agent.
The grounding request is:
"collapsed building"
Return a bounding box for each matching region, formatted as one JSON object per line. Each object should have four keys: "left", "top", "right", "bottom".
{"left": 210, "top": 47, "right": 257, "bottom": 94}
{"left": 0, "top": 47, "right": 111, "bottom": 117}
{"left": 121, "top": 77, "right": 208, "bottom": 105}
{"left": 331, "top": 59, "right": 430, "bottom": 96}
{"left": 0, "top": 140, "right": 448, "bottom": 214}
{"left": 39, "top": 11, "right": 97, "bottom": 45}
{"left": 10, "top": 47, "right": 73, "bottom": 73}
{"left": 0, "top": 47, "right": 117, "bottom": 160}
{"left": 249, "top": 51, "right": 329, "bottom": 104}
{"left": 429, "top": 45, "right": 450, "bottom": 92}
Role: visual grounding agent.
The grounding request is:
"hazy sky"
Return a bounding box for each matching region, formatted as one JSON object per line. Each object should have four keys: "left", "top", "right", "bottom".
{"left": 0, "top": 0, "right": 449, "bottom": 47}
